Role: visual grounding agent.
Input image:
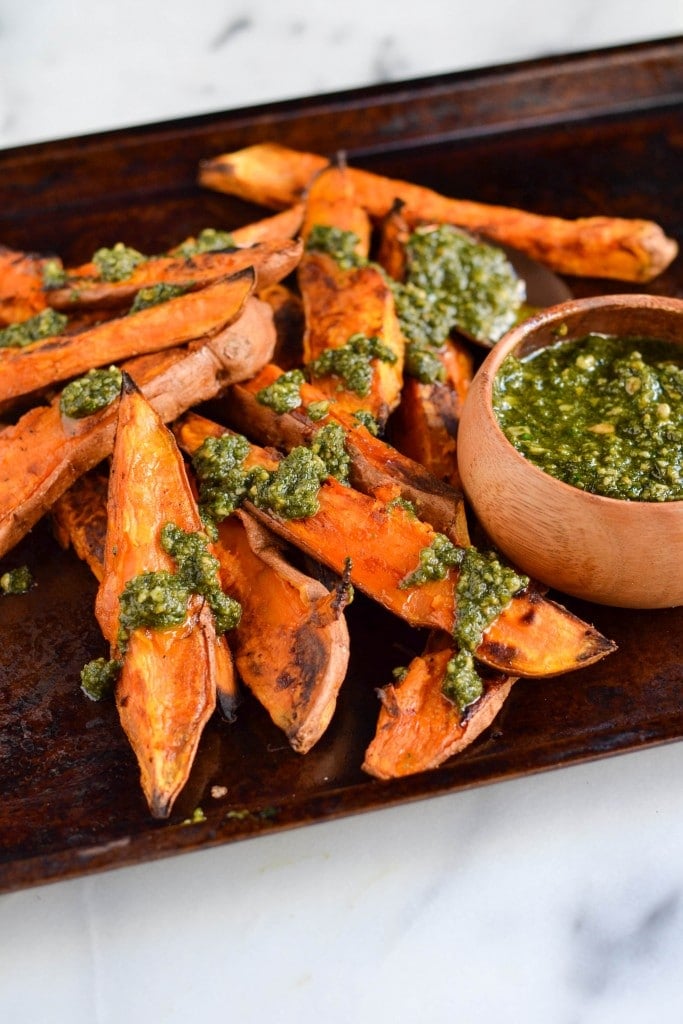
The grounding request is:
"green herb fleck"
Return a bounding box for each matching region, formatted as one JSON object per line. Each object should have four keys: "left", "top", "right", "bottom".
{"left": 175, "top": 228, "right": 236, "bottom": 258}
{"left": 310, "top": 422, "right": 350, "bottom": 484}
{"left": 352, "top": 409, "right": 380, "bottom": 435}
{"left": 307, "top": 400, "right": 331, "bottom": 422}
{"left": 92, "top": 242, "right": 147, "bottom": 282}
{"left": 60, "top": 366, "right": 123, "bottom": 419}
{"left": 130, "top": 282, "right": 190, "bottom": 313}
{"left": 308, "top": 332, "right": 397, "bottom": 397}
{"left": 192, "top": 433, "right": 253, "bottom": 523}
{"left": 42, "top": 258, "right": 68, "bottom": 290}
{"left": 80, "top": 657, "right": 121, "bottom": 701}
{"left": 0, "top": 565, "right": 33, "bottom": 595}
{"left": 305, "top": 225, "right": 367, "bottom": 269}
{"left": 0, "top": 308, "right": 68, "bottom": 349}
{"left": 253, "top": 447, "right": 328, "bottom": 520}
{"left": 399, "top": 533, "right": 464, "bottom": 589}
{"left": 256, "top": 368, "right": 305, "bottom": 414}
{"left": 442, "top": 651, "right": 484, "bottom": 711}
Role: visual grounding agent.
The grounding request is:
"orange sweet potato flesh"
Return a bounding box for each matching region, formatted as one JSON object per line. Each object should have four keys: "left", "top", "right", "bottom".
{"left": 0, "top": 294, "right": 276, "bottom": 558}
{"left": 175, "top": 412, "right": 616, "bottom": 678}
{"left": 389, "top": 339, "right": 474, "bottom": 490}
{"left": 47, "top": 238, "right": 302, "bottom": 311}
{"left": 362, "top": 647, "right": 515, "bottom": 778}
{"left": 221, "top": 362, "right": 470, "bottom": 547}
{"left": 298, "top": 161, "right": 405, "bottom": 424}
{"left": 198, "top": 143, "right": 678, "bottom": 282}
{"left": 0, "top": 246, "right": 49, "bottom": 324}
{"left": 299, "top": 252, "right": 405, "bottom": 424}
{"left": 0, "top": 269, "right": 255, "bottom": 413}
{"left": 52, "top": 466, "right": 241, "bottom": 723}
{"left": 95, "top": 377, "right": 224, "bottom": 818}
{"left": 214, "top": 511, "right": 350, "bottom": 752}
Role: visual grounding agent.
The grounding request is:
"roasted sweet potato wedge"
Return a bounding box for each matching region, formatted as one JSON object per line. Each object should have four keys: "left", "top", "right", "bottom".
{"left": 0, "top": 294, "right": 276, "bottom": 558}
{"left": 389, "top": 338, "right": 474, "bottom": 490}
{"left": 199, "top": 143, "right": 678, "bottom": 281}
{"left": 362, "top": 646, "right": 516, "bottom": 779}
{"left": 0, "top": 246, "right": 49, "bottom": 324}
{"left": 214, "top": 511, "right": 351, "bottom": 752}
{"left": 175, "top": 412, "right": 616, "bottom": 679}
{"left": 47, "top": 238, "right": 302, "bottom": 311}
{"left": 95, "top": 376, "right": 235, "bottom": 818}
{"left": 0, "top": 270, "right": 256, "bottom": 413}
{"left": 221, "top": 362, "right": 470, "bottom": 546}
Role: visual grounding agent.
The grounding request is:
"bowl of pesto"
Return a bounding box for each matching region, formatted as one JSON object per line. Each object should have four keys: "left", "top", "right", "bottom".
{"left": 457, "top": 293, "right": 683, "bottom": 608}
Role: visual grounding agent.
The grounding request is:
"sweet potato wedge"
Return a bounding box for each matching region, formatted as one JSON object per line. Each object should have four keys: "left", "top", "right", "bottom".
{"left": 47, "top": 238, "right": 302, "bottom": 311}
{"left": 389, "top": 338, "right": 474, "bottom": 490}
{"left": 199, "top": 143, "right": 678, "bottom": 282}
{"left": 362, "top": 646, "right": 515, "bottom": 778}
{"left": 297, "top": 161, "right": 405, "bottom": 424}
{"left": 175, "top": 412, "right": 616, "bottom": 678}
{"left": 95, "top": 376, "right": 226, "bottom": 818}
{"left": 52, "top": 466, "right": 241, "bottom": 722}
{"left": 0, "top": 269, "right": 256, "bottom": 413}
{"left": 0, "top": 294, "right": 276, "bottom": 558}
{"left": 214, "top": 511, "right": 351, "bottom": 752}
{"left": 0, "top": 246, "right": 50, "bottom": 325}
{"left": 220, "top": 362, "right": 470, "bottom": 546}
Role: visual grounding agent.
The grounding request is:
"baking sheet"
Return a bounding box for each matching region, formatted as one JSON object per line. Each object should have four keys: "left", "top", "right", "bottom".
{"left": 0, "top": 37, "right": 681, "bottom": 894}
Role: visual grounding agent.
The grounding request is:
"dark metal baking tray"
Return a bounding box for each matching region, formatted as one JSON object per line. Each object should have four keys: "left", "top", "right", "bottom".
{"left": 0, "top": 36, "right": 681, "bottom": 894}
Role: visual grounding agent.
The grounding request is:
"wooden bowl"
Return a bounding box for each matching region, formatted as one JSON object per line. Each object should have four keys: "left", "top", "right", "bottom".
{"left": 457, "top": 294, "right": 683, "bottom": 608}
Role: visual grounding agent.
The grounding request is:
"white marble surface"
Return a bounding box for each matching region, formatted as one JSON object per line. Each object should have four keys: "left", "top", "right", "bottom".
{"left": 1, "top": 3, "right": 683, "bottom": 1023}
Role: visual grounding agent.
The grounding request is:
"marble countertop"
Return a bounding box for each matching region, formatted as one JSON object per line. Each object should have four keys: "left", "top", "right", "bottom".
{"left": 1, "top": 3, "right": 683, "bottom": 1023}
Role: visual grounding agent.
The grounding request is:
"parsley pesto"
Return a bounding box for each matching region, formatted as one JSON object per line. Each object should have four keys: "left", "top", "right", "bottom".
{"left": 256, "top": 368, "right": 305, "bottom": 413}
{"left": 130, "top": 282, "right": 190, "bottom": 313}
{"left": 308, "top": 332, "right": 397, "bottom": 397}
{"left": 493, "top": 334, "right": 683, "bottom": 502}
{"left": 174, "top": 228, "right": 236, "bottom": 258}
{"left": 92, "top": 242, "right": 147, "bottom": 282}
{"left": 0, "top": 565, "right": 33, "bottom": 595}
{"left": 0, "top": 308, "right": 68, "bottom": 349}
{"left": 60, "top": 366, "right": 123, "bottom": 419}
{"left": 399, "top": 535, "right": 528, "bottom": 712}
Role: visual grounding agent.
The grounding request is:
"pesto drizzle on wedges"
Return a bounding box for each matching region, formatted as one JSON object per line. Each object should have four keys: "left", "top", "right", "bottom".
{"left": 129, "top": 282, "right": 190, "bottom": 313}
{"left": 92, "top": 243, "right": 147, "bottom": 282}
{"left": 60, "top": 366, "right": 123, "bottom": 419}
{"left": 0, "top": 308, "right": 68, "bottom": 349}
{"left": 399, "top": 535, "right": 528, "bottom": 713}
{"left": 256, "top": 368, "right": 305, "bottom": 413}
{"left": 173, "top": 228, "right": 236, "bottom": 258}
{"left": 308, "top": 332, "right": 397, "bottom": 397}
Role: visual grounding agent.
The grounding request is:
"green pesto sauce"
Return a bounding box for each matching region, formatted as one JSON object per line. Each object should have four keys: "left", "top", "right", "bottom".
{"left": 352, "top": 409, "right": 380, "bottom": 435}
{"left": 403, "top": 345, "right": 446, "bottom": 385}
{"left": 399, "top": 533, "right": 464, "bottom": 589}
{"left": 493, "top": 334, "right": 683, "bottom": 502}
{"left": 192, "top": 433, "right": 253, "bottom": 522}
{"left": 0, "top": 308, "right": 68, "bottom": 349}
{"left": 0, "top": 564, "right": 33, "bottom": 595}
{"left": 308, "top": 332, "right": 397, "bottom": 397}
{"left": 305, "top": 224, "right": 365, "bottom": 269}
{"left": 60, "top": 366, "right": 123, "bottom": 419}
{"left": 256, "top": 368, "right": 305, "bottom": 414}
{"left": 80, "top": 657, "right": 121, "bottom": 701}
{"left": 92, "top": 243, "right": 147, "bottom": 282}
{"left": 130, "top": 282, "right": 190, "bottom": 313}
{"left": 160, "top": 523, "right": 241, "bottom": 633}
{"left": 387, "top": 495, "right": 417, "bottom": 518}
{"left": 175, "top": 228, "right": 236, "bottom": 258}
{"left": 310, "top": 421, "right": 350, "bottom": 485}
{"left": 117, "top": 570, "right": 190, "bottom": 649}
{"left": 192, "top": 433, "right": 330, "bottom": 523}
{"left": 252, "top": 447, "right": 328, "bottom": 519}
{"left": 42, "top": 258, "right": 68, "bottom": 290}
{"left": 399, "top": 537, "right": 528, "bottom": 712}
{"left": 394, "top": 225, "right": 525, "bottom": 348}
{"left": 307, "top": 400, "right": 331, "bottom": 422}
